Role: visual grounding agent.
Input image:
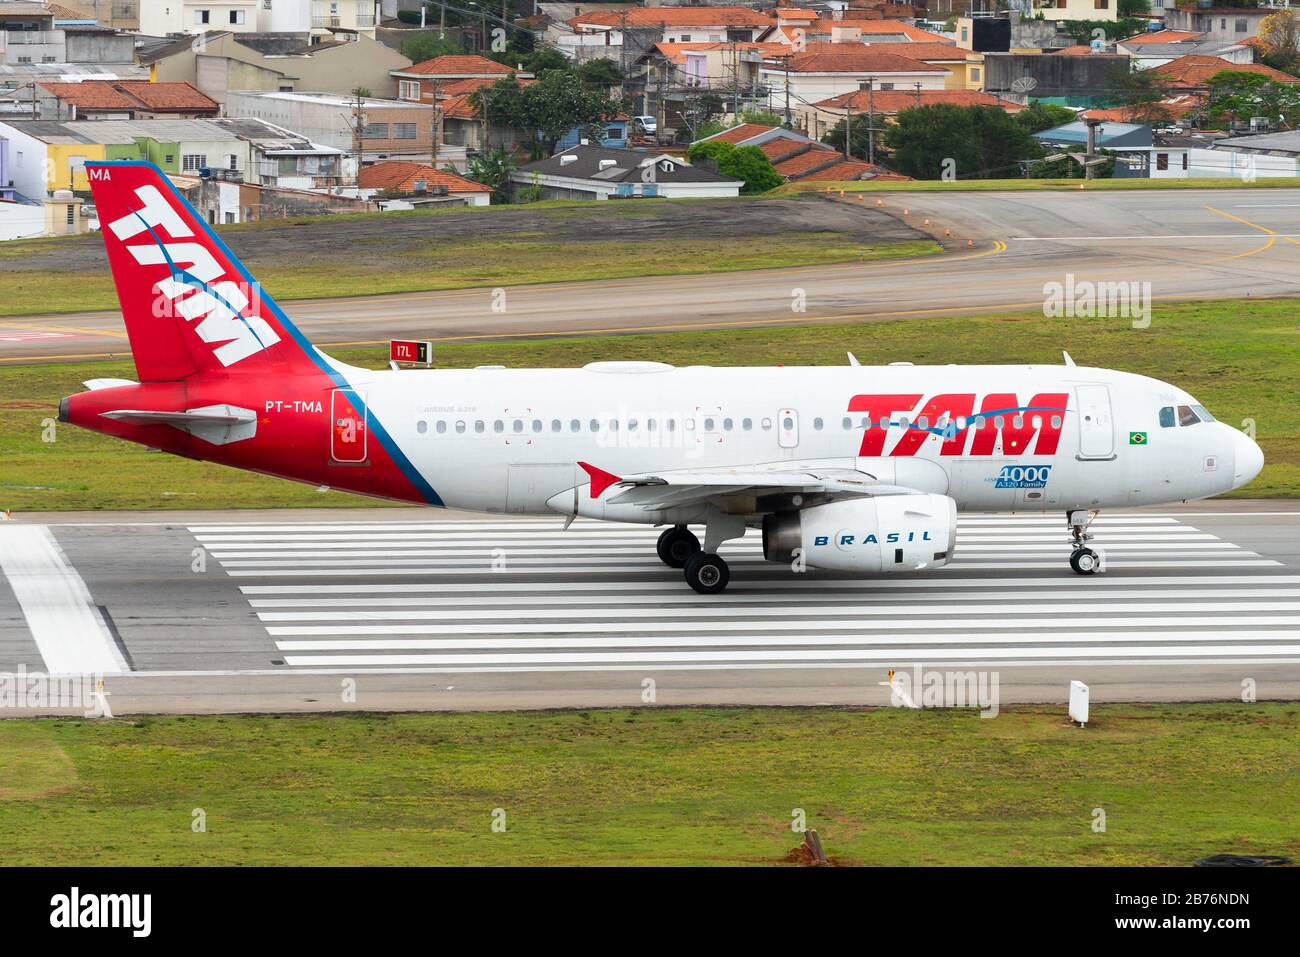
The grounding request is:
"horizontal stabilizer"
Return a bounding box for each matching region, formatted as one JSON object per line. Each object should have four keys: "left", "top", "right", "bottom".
{"left": 83, "top": 378, "right": 138, "bottom": 391}
{"left": 101, "top": 404, "right": 257, "bottom": 445}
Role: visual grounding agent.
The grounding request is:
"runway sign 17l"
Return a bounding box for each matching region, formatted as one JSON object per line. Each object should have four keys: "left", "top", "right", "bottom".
{"left": 390, "top": 340, "right": 433, "bottom": 365}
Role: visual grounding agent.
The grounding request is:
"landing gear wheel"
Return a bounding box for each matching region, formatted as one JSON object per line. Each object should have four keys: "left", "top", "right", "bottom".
{"left": 656, "top": 525, "right": 701, "bottom": 568}
{"left": 1070, "top": 547, "right": 1099, "bottom": 575}
{"left": 684, "top": 552, "right": 730, "bottom": 594}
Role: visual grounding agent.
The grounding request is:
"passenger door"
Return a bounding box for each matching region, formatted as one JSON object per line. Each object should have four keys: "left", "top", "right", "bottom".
{"left": 1076, "top": 385, "right": 1114, "bottom": 460}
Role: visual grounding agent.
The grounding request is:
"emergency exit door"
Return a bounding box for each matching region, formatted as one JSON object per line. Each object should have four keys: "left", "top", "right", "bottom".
{"left": 1076, "top": 385, "right": 1114, "bottom": 460}
{"left": 330, "top": 388, "right": 368, "bottom": 463}
{"left": 778, "top": 409, "right": 799, "bottom": 449}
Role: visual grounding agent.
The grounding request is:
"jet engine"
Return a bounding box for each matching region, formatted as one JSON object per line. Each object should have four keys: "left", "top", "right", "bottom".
{"left": 762, "top": 494, "right": 957, "bottom": 573}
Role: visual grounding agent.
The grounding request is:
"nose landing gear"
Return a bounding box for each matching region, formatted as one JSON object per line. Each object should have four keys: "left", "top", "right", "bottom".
{"left": 1068, "top": 509, "right": 1101, "bottom": 575}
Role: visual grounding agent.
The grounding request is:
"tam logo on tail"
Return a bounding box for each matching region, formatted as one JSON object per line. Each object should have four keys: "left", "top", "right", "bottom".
{"left": 106, "top": 183, "right": 280, "bottom": 368}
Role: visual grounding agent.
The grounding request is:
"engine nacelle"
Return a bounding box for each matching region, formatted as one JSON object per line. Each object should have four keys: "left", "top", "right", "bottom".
{"left": 762, "top": 494, "right": 957, "bottom": 573}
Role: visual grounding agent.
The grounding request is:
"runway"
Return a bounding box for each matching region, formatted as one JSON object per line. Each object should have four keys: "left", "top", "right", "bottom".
{"left": 2, "top": 502, "right": 1299, "bottom": 714}
{"left": 6, "top": 188, "right": 1300, "bottom": 365}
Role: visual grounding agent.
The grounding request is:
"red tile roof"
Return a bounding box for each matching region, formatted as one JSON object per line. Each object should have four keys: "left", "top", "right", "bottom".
{"left": 799, "top": 158, "right": 890, "bottom": 181}
{"left": 357, "top": 161, "right": 492, "bottom": 194}
{"left": 38, "top": 80, "right": 218, "bottom": 113}
{"left": 1052, "top": 45, "right": 1099, "bottom": 55}
{"left": 759, "top": 138, "right": 809, "bottom": 162}
{"left": 707, "top": 123, "right": 780, "bottom": 144}
{"left": 778, "top": 50, "right": 948, "bottom": 73}
{"left": 1151, "top": 54, "right": 1298, "bottom": 87}
{"left": 571, "top": 7, "right": 771, "bottom": 29}
{"left": 815, "top": 88, "right": 1023, "bottom": 113}
{"left": 817, "top": 20, "right": 949, "bottom": 42}
{"left": 402, "top": 54, "right": 519, "bottom": 77}
{"left": 773, "top": 148, "right": 840, "bottom": 177}
{"left": 849, "top": 41, "right": 966, "bottom": 60}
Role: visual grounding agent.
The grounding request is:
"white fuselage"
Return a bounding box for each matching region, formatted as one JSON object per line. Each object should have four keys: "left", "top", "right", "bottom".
{"left": 341, "top": 361, "right": 1261, "bottom": 518}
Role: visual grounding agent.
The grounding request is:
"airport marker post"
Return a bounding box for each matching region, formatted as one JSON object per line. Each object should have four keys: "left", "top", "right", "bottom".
{"left": 389, "top": 339, "right": 434, "bottom": 370}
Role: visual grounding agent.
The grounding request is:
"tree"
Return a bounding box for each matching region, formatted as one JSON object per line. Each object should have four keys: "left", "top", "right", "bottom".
{"left": 1205, "top": 71, "right": 1300, "bottom": 127}
{"left": 739, "top": 108, "right": 784, "bottom": 127}
{"left": 479, "top": 69, "right": 620, "bottom": 155}
{"left": 1259, "top": 9, "right": 1300, "bottom": 76}
{"left": 578, "top": 58, "right": 623, "bottom": 90}
{"left": 1118, "top": 0, "right": 1150, "bottom": 17}
{"left": 884, "top": 104, "right": 1042, "bottom": 179}
{"left": 821, "top": 117, "right": 873, "bottom": 160}
{"left": 400, "top": 32, "right": 462, "bottom": 65}
{"left": 466, "top": 146, "right": 517, "bottom": 203}
{"left": 1015, "top": 100, "right": 1076, "bottom": 134}
{"left": 686, "top": 139, "right": 782, "bottom": 193}
{"left": 1106, "top": 62, "right": 1173, "bottom": 126}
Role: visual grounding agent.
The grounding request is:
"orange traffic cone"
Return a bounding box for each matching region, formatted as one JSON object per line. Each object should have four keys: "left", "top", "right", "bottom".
{"left": 875, "top": 197, "right": 883, "bottom": 206}
{"left": 967, "top": 239, "right": 975, "bottom": 248}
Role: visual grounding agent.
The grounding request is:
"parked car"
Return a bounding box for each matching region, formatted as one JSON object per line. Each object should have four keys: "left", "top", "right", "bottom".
{"left": 634, "top": 115, "right": 657, "bottom": 135}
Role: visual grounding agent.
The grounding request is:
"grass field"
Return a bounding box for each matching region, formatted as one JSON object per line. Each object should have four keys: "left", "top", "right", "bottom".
{"left": 774, "top": 177, "right": 1300, "bottom": 195}
{"left": 0, "top": 704, "right": 1295, "bottom": 866}
{"left": 1, "top": 298, "right": 1295, "bottom": 510}
{"left": 0, "top": 236, "right": 937, "bottom": 318}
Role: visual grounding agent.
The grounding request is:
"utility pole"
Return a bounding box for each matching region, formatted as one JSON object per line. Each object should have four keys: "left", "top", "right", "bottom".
{"left": 844, "top": 92, "right": 852, "bottom": 160}
{"left": 865, "top": 78, "right": 875, "bottom": 166}
{"left": 431, "top": 80, "right": 442, "bottom": 168}
{"left": 730, "top": 40, "right": 739, "bottom": 119}
{"left": 1084, "top": 116, "right": 1100, "bottom": 180}
{"left": 782, "top": 54, "right": 791, "bottom": 126}
{"left": 351, "top": 88, "right": 365, "bottom": 184}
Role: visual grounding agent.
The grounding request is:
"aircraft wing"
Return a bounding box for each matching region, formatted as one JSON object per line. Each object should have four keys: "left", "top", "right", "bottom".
{"left": 581, "top": 462, "right": 916, "bottom": 510}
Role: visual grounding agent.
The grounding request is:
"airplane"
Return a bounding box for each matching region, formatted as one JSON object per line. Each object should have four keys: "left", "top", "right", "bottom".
{"left": 61, "top": 161, "right": 1264, "bottom": 594}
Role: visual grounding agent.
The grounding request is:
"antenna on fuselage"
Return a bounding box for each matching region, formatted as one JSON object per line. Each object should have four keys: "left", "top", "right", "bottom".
{"left": 1062, "top": 351, "right": 1076, "bottom": 367}
{"left": 847, "top": 352, "right": 861, "bottom": 367}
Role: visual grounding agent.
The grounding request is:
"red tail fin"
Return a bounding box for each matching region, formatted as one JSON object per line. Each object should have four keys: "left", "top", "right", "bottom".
{"left": 86, "top": 161, "right": 317, "bottom": 381}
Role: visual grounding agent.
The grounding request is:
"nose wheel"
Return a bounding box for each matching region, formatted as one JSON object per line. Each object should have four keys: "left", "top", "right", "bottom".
{"left": 1067, "top": 509, "right": 1101, "bottom": 576}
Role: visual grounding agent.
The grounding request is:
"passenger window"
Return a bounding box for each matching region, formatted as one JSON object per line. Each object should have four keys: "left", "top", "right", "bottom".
{"left": 723, "top": 418, "right": 733, "bottom": 431}
{"left": 531, "top": 419, "right": 542, "bottom": 433}
{"left": 842, "top": 416, "right": 852, "bottom": 430}
{"left": 609, "top": 419, "right": 619, "bottom": 432}
{"left": 1051, "top": 415, "right": 1061, "bottom": 429}
{"left": 647, "top": 419, "right": 657, "bottom": 431}
{"left": 742, "top": 418, "right": 752, "bottom": 431}
{"left": 494, "top": 420, "right": 504, "bottom": 433}
{"left": 570, "top": 419, "right": 580, "bottom": 432}
{"left": 1159, "top": 406, "right": 1175, "bottom": 428}
{"left": 993, "top": 416, "right": 1004, "bottom": 430}
{"left": 917, "top": 416, "right": 929, "bottom": 430}
{"left": 703, "top": 417, "right": 714, "bottom": 431}
{"left": 436, "top": 421, "right": 446, "bottom": 434}
{"left": 1178, "top": 405, "right": 1198, "bottom": 427}
{"left": 453, "top": 421, "right": 464, "bottom": 434}
{"left": 513, "top": 419, "right": 524, "bottom": 433}
{"left": 551, "top": 419, "right": 561, "bottom": 432}
{"left": 628, "top": 418, "right": 638, "bottom": 431}
{"left": 590, "top": 419, "right": 600, "bottom": 432}
{"left": 813, "top": 417, "right": 823, "bottom": 430}
{"left": 666, "top": 419, "right": 676, "bottom": 432}
{"left": 761, "top": 418, "right": 772, "bottom": 430}
{"left": 474, "top": 420, "right": 484, "bottom": 433}
{"left": 416, "top": 420, "right": 427, "bottom": 434}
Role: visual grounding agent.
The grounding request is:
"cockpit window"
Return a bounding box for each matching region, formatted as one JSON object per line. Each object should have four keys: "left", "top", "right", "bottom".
{"left": 1177, "top": 405, "right": 1200, "bottom": 427}
{"left": 1159, "top": 406, "right": 1175, "bottom": 428}
{"left": 1191, "top": 404, "right": 1216, "bottom": 423}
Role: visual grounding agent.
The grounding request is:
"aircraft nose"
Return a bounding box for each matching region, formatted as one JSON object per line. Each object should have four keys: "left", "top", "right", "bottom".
{"left": 1232, "top": 429, "right": 1264, "bottom": 489}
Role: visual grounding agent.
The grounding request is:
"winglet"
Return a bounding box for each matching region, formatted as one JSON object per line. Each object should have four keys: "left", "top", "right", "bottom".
{"left": 578, "top": 461, "right": 623, "bottom": 498}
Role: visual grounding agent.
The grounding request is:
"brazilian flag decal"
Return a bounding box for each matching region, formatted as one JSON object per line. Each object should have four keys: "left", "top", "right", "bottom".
{"left": 1130, "top": 432, "right": 1148, "bottom": 446}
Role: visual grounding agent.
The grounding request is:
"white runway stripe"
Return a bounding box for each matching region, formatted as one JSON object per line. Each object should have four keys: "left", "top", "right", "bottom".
{"left": 204, "top": 513, "right": 1297, "bottom": 673}
{"left": 240, "top": 575, "right": 1300, "bottom": 594}
{"left": 272, "top": 630, "right": 1300, "bottom": 651}
{"left": 247, "top": 587, "right": 1300, "bottom": 607}
{"left": 224, "top": 559, "right": 1283, "bottom": 577}
{"left": 280, "top": 645, "right": 1300, "bottom": 667}
{"left": 256, "top": 600, "right": 1300, "bottom": 622}
{"left": 265, "top": 615, "right": 1300, "bottom": 636}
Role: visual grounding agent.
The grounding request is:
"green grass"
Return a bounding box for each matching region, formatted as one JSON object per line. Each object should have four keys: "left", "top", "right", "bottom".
{"left": 0, "top": 234, "right": 937, "bottom": 318}
{"left": 2, "top": 298, "right": 1295, "bottom": 511}
{"left": 775, "top": 177, "right": 1300, "bottom": 194}
{"left": 0, "top": 704, "right": 1295, "bottom": 865}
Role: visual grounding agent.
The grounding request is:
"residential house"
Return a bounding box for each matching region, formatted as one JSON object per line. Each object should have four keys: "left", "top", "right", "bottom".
{"left": 799, "top": 87, "right": 1023, "bottom": 140}
{"left": 226, "top": 89, "right": 434, "bottom": 165}
{"left": 761, "top": 18, "right": 952, "bottom": 46}
{"left": 36, "top": 79, "right": 219, "bottom": 119}
{"left": 147, "top": 30, "right": 410, "bottom": 104}
{"left": 0, "top": 117, "right": 247, "bottom": 194}
{"left": 561, "top": 6, "right": 772, "bottom": 65}
{"left": 390, "top": 53, "right": 530, "bottom": 106}
{"left": 760, "top": 49, "right": 950, "bottom": 122}
{"left": 1149, "top": 54, "right": 1298, "bottom": 90}
{"left": 0, "top": 3, "right": 133, "bottom": 65}
{"left": 1164, "top": 7, "right": 1274, "bottom": 45}
{"left": 139, "top": 1, "right": 262, "bottom": 35}
{"left": 173, "top": 171, "right": 374, "bottom": 225}
{"left": 1116, "top": 38, "right": 1254, "bottom": 72}
{"left": 55, "top": 1, "right": 140, "bottom": 31}
{"left": 510, "top": 144, "right": 742, "bottom": 200}
{"left": 555, "top": 115, "right": 629, "bottom": 150}
{"left": 354, "top": 159, "right": 492, "bottom": 206}
{"left": 840, "top": 41, "right": 983, "bottom": 89}
{"left": 694, "top": 123, "right": 900, "bottom": 181}
{"left": 208, "top": 115, "right": 349, "bottom": 189}
{"left": 636, "top": 40, "right": 786, "bottom": 93}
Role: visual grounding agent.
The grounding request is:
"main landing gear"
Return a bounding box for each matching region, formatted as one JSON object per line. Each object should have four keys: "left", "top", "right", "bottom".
{"left": 658, "top": 516, "right": 745, "bottom": 594}
{"left": 1068, "top": 509, "right": 1101, "bottom": 576}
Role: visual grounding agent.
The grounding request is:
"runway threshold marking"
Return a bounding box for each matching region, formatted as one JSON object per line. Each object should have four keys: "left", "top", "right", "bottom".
{"left": 0, "top": 525, "right": 128, "bottom": 674}
{"left": 188, "top": 516, "right": 1300, "bottom": 673}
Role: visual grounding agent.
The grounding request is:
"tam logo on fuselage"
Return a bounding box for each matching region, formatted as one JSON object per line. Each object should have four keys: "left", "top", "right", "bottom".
{"left": 992, "top": 464, "right": 1053, "bottom": 489}
{"left": 107, "top": 184, "right": 280, "bottom": 367}
{"left": 846, "top": 393, "right": 1069, "bottom": 457}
